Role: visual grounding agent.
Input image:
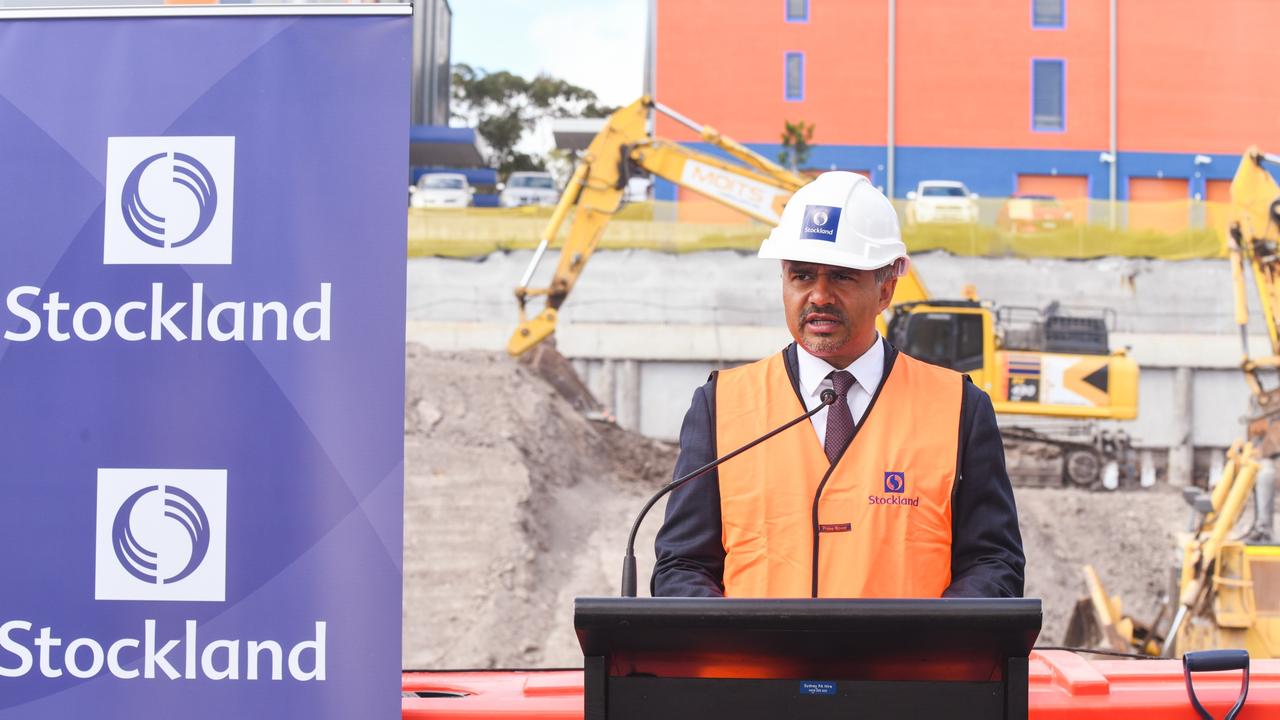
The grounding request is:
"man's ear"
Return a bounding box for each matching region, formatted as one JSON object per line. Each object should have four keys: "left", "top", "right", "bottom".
{"left": 878, "top": 275, "right": 899, "bottom": 312}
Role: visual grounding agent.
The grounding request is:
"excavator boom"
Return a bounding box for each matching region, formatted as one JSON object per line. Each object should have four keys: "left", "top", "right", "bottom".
{"left": 509, "top": 97, "right": 812, "bottom": 355}
{"left": 509, "top": 96, "right": 929, "bottom": 355}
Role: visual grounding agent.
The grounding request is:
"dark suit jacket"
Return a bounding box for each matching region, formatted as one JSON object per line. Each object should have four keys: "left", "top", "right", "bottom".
{"left": 651, "top": 341, "right": 1025, "bottom": 598}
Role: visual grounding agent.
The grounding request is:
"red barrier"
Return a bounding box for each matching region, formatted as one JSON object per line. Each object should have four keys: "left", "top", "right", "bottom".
{"left": 403, "top": 652, "right": 1280, "bottom": 719}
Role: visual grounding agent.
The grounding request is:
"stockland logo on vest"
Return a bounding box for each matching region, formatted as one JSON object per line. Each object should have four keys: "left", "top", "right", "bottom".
{"left": 869, "top": 470, "right": 919, "bottom": 507}
{"left": 800, "top": 204, "right": 841, "bottom": 242}
{"left": 0, "top": 468, "right": 328, "bottom": 682}
{"left": 95, "top": 468, "right": 227, "bottom": 602}
{"left": 3, "top": 135, "right": 333, "bottom": 344}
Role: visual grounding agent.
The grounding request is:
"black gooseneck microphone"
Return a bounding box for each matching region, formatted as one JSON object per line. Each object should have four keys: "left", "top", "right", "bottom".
{"left": 620, "top": 387, "right": 841, "bottom": 597}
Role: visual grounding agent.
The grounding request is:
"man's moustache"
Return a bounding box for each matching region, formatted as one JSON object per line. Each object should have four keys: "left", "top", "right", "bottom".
{"left": 801, "top": 305, "right": 846, "bottom": 322}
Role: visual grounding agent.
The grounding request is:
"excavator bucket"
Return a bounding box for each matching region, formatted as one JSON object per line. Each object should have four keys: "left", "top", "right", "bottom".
{"left": 1065, "top": 565, "right": 1161, "bottom": 655}
{"left": 508, "top": 308, "right": 559, "bottom": 357}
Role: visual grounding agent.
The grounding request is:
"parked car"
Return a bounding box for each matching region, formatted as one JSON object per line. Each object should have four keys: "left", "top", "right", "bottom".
{"left": 905, "top": 180, "right": 980, "bottom": 224}
{"left": 410, "top": 173, "right": 473, "bottom": 209}
{"left": 998, "top": 194, "right": 1075, "bottom": 233}
{"left": 499, "top": 171, "right": 559, "bottom": 207}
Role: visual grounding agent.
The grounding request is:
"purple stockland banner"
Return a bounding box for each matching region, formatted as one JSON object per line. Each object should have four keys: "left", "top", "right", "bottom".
{"left": 0, "top": 7, "right": 409, "bottom": 718}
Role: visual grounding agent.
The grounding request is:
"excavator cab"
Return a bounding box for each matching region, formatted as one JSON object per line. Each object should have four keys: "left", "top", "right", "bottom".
{"left": 888, "top": 300, "right": 1138, "bottom": 422}
{"left": 886, "top": 301, "right": 988, "bottom": 374}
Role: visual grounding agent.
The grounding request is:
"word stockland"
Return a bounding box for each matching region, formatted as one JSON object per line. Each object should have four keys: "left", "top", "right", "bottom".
{"left": 4, "top": 283, "right": 331, "bottom": 343}
{"left": 0, "top": 620, "right": 326, "bottom": 682}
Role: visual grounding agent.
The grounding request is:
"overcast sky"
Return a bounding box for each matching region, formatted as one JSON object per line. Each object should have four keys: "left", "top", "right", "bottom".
{"left": 451, "top": 0, "right": 646, "bottom": 108}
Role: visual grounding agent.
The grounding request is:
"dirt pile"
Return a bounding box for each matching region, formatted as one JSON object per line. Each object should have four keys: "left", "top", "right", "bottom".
{"left": 1016, "top": 486, "right": 1186, "bottom": 644}
{"left": 403, "top": 345, "right": 675, "bottom": 669}
{"left": 403, "top": 346, "right": 1192, "bottom": 667}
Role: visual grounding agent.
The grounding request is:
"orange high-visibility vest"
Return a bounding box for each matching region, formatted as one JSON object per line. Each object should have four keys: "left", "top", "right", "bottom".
{"left": 715, "top": 348, "right": 963, "bottom": 598}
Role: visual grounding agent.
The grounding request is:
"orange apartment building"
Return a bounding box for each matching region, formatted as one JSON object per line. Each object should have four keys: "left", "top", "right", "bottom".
{"left": 652, "top": 0, "right": 1280, "bottom": 225}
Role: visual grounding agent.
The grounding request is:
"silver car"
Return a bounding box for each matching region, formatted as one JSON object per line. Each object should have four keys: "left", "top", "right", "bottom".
{"left": 499, "top": 172, "right": 559, "bottom": 207}
{"left": 410, "top": 173, "right": 473, "bottom": 209}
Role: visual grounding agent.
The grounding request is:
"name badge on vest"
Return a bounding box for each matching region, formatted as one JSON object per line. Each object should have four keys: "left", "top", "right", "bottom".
{"left": 818, "top": 523, "right": 851, "bottom": 533}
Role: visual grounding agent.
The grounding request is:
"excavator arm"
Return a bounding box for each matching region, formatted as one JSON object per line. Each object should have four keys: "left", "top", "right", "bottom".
{"left": 509, "top": 97, "right": 809, "bottom": 355}
{"left": 1227, "top": 147, "right": 1280, "bottom": 453}
{"left": 1229, "top": 147, "right": 1280, "bottom": 376}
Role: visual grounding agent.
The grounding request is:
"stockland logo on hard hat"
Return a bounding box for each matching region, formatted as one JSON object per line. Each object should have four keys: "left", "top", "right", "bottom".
{"left": 800, "top": 204, "right": 841, "bottom": 242}
{"left": 103, "top": 136, "right": 235, "bottom": 265}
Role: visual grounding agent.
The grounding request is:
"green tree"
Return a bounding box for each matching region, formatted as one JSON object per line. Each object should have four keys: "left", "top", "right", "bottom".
{"left": 451, "top": 64, "right": 615, "bottom": 177}
{"left": 778, "top": 120, "right": 816, "bottom": 173}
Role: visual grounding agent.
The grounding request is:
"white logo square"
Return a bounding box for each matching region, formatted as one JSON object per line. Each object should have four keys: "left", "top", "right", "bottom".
{"left": 94, "top": 468, "right": 228, "bottom": 602}
{"left": 103, "top": 136, "right": 235, "bottom": 265}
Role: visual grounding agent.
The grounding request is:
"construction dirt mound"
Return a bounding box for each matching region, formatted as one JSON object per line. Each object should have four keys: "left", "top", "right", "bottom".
{"left": 404, "top": 346, "right": 1189, "bottom": 668}
{"left": 403, "top": 344, "right": 676, "bottom": 669}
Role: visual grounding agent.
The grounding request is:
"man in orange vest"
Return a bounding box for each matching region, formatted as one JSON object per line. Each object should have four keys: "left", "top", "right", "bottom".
{"left": 652, "top": 171, "right": 1024, "bottom": 599}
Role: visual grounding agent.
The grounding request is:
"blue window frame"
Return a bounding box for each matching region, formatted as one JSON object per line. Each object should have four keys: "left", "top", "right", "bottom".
{"left": 785, "top": 0, "right": 808, "bottom": 22}
{"left": 1032, "top": 0, "right": 1066, "bottom": 29}
{"left": 785, "top": 52, "right": 804, "bottom": 101}
{"left": 1032, "top": 59, "right": 1065, "bottom": 132}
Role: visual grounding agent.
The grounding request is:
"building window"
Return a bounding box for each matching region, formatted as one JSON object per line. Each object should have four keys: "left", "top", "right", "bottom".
{"left": 786, "top": 0, "right": 808, "bottom": 22}
{"left": 785, "top": 52, "right": 804, "bottom": 101}
{"left": 1032, "top": 59, "right": 1065, "bottom": 131}
{"left": 1032, "top": 0, "right": 1065, "bottom": 29}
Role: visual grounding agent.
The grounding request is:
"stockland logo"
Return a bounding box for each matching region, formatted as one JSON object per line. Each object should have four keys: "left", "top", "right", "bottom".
{"left": 104, "top": 136, "right": 234, "bottom": 265}
{"left": 95, "top": 469, "right": 227, "bottom": 602}
{"left": 3, "top": 134, "right": 333, "bottom": 344}
{"left": 868, "top": 470, "right": 918, "bottom": 507}
{"left": 800, "top": 204, "right": 841, "bottom": 242}
{"left": 0, "top": 468, "right": 328, "bottom": 682}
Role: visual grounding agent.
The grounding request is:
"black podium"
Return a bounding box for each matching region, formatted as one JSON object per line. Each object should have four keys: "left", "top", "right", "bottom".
{"left": 575, "top": 597, "right": 1041, "bottom": 720}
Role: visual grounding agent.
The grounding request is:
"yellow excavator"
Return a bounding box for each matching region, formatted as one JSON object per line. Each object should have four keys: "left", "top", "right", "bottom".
{"left": 1068, "top": 148, "right": 1280, "bottom": 658}
{"left": 509, "top": 96, "right": 1138, "bottom": 486}
{"left": 1230, "top": 146, "right": 1280, "bottom": 458}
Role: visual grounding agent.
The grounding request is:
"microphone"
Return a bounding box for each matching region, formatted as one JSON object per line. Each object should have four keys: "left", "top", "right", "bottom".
{"left": 620, "top": 386, "right": 841, "bottom": 597}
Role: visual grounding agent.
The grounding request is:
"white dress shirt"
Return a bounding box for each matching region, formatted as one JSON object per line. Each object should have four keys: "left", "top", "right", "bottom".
{"left": 795, "top": 334, "right": 887, "bottom": 445}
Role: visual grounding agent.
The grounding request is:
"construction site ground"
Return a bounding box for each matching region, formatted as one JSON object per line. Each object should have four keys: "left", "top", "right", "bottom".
{"left": 401, "top": 345, "right": 1206, "bottom": 669}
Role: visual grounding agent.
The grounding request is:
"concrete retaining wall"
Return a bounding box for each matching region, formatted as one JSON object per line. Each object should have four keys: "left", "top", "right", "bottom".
{"left": 409, "top": 250, "right": 1271, "bottom": 481}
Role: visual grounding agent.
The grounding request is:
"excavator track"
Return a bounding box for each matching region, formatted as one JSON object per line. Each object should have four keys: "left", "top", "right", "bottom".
{"left": 1000, "top": 426, "right": 1131, "bottom": 489}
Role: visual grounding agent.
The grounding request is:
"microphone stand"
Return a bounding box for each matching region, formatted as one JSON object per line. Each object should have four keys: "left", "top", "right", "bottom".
{"left": 621, "top": 388, "right": 839, "bottom": 597}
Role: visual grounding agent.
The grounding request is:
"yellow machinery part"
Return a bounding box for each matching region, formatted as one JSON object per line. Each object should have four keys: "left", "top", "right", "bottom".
{"left": 989, "top": 351, "right": 1138, "bottom": 420}
{"left": 1214, "top": 542, "right": 1255, "bottom": 629}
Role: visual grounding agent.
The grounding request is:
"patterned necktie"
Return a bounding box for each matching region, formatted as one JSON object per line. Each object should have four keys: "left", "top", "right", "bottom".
{"left": 824, "top": 370, "right": 856, "bottom": 463}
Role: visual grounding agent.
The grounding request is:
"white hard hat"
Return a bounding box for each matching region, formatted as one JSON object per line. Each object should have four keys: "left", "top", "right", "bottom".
{"left": 758, "top": 171, "right": 909, "bottom": 275}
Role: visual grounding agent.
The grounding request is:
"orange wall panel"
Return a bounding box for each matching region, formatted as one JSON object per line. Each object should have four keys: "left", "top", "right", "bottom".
{"left": 1016, "top": 174, "right": 1089, "bottom": 220}
{"left": 1129, "top": 177, "right": 1189, "bottom": 202}
{"left": 1118, "top": 1, "right": 1280, "bottom": 154}
{"left": 1016, "top": 174, "right": 1090, "bottom": 198}
{"left": 656, "top": 0, "right": 888, "bottom": 145}
{"left": 1204, "top": 179, "right": 1232, "bottom": 204}
{"left": 1128, "top": 177, "right": 1189, "bottom": 232}
{"left": 1205, "top": 178, "right": 1233, "bottom": 232}
{"left": 896, "top": 0, "right": 1109, "bottom": 150}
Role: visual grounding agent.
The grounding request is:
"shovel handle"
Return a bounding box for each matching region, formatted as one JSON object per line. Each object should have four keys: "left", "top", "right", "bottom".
{"left": 1183, "top": 649, "right": 1250, "bottom": 720}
